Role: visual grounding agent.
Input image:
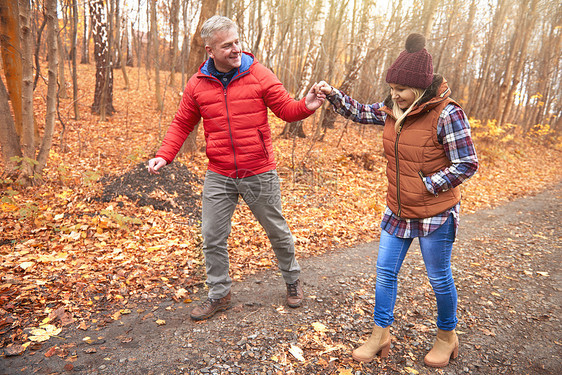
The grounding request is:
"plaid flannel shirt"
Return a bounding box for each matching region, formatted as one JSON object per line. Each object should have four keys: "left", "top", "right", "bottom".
{"left": 328, "top": 89, "right": 478, "bottom": 238}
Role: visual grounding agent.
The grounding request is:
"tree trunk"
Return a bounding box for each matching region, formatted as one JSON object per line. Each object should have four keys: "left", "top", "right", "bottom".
{"left": 450, "top": 0, "right": 476, "bottom": 102}
{"left": 150, "top": 0, "right": 162, "bottom": 110}
{"left": 497, "top": 0, "right": 538, "bottom": 128}
{"left": 169, "top": 0, "right": 179, "bottom": 86}
{"left": 180, "top": 0, "right": 190, "bottom": 89}
{"left": 0, "top": 0, "right": 23, "bottom": 137}
{"left": 223, "top": 0, "right": 232, "bottom": 19}
{"left": 252, "top": 0, "right": 263, "bottom": 54}
{"left": 434, "top": 0, "right": 458, "bottom": 73}
{"left": 281, "top": 0, "right": 326, "bottom": 139}
{"left": 57, "top": 33, "right": 68, "bottom": 99}
{"left": 316, "top": 0, "right": 346, "bottom": 131}
{"left": 467, "top": 0, "right": 508, "bottom": 115}
{"left": 524, "top": 5, "right": 561, "bottom": 131}
{"left": 33, "top": 15, "right": 47, "bottom": 91}
{"left": 118, "top": 14, "right": 129, "bottom": 89}
{"left": 101, "top": 0, "right": 115, "bottom": 120}
{"left": 36, "top": 0, "right": 59, "bottom": 175}
{"left": 321, "top": 0, "right": 388, "bottom": 132}
{"left": 90, "top": 0, "right": 114, "bottom": 117}
{"left": 421, "top": 0, "right": 440, "bottom": 37}
{"left": 178, "top": 0, "right": 219, "bottom": 155}
{"left": 81, "top": 4, "right": 90, "bottom": 63}
{"left": 18, "top": 0, "right": 35, "bottom": 183}
{"left": 71, "top": 0, "right": 79, "bottom": 119}
{"left": 112, "top": 0, "right": 120, "bottom": 68}
{"left": 0, "top": 76, "right": 22, "bottom": 174}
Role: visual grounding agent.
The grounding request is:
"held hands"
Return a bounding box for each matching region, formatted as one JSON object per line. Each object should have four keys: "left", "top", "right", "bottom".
{"left": 316, "top": 81, "right": 334, "bottom": 96}
{"left": 305, "top": 82, "right": 327, "bottom": 111}
{"left": 148, "top": 157, "right": 167, "bottom": 174}
{"left": 304, "top": 81, "right": 336, "bottom": 110}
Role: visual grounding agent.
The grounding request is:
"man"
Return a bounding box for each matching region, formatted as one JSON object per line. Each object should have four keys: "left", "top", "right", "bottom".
{"left": 148, "top": 15, "right": 325, "bottom": 321}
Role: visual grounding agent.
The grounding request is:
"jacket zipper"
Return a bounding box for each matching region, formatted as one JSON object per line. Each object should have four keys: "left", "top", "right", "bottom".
{"left": 223, "top": 87, "right": 239, "bottom": 178}
{"left": 203, "top": 66, "right": 250, "bottom": 179}
{"left": 395, "top": 124, "right": 404, "bottom": 217}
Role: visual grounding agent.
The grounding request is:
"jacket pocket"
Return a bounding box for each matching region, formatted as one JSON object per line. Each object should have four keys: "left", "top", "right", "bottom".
{"left": 419, "top": 170, "right": 437, "bottom": 196}
{"left": 257, "top": 129, "right": 269, "bottom": 159}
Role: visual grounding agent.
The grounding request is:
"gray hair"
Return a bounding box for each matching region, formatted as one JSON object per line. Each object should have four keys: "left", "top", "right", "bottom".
{"left": 201, "top": 16, "right": 237, "bottom": 46}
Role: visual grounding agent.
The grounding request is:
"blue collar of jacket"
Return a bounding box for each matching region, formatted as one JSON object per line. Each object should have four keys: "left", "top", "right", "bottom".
{"left": 199, "top": 52, "right": 254, "bottom": 82}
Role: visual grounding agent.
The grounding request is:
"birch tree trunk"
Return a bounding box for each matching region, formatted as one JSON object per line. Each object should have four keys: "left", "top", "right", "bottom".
{"left": 525, "top": 5, "right": 561, "bottom": 131}
{"left": 150, "top": 0, "right": 162, "bottom": 110}
{"left": 71, "top": 0, "right": 79, "bottom": 119}
{"left": 450, "top": 0, "right": 476, "bottom": 101}
{"left": 169, "top": 0, "right": 179, "bottom": 87}
{"left": 180, "top": 0, "right": 190, "bottom": 89}
{"left": 497, "top": 0, "right": 538, "bottom": 128}
{"left": 118, "top": 14, "right": 129, "bottom": 89}
{"left": 421, "top": 0, "right": 440, "bottom": 37}
{"left": 33, "top": 16, "right": 46, "bottom": 91}
{"left": 467, "top": 0, "right": 508, "bottom": 115}
{"left": 36, "top": 0, "right": 59, "bottom": 175}
{"left": 90, "top": 0, "right": 114, "bottom": 117}
{"left": 280, "top": 0, "right": 326, "bottom": 139}
{"left": 434, "top": 0, "right": 458, "bottom": 73}
{"left": 81, "top": 5, "right": 90, "bottom": 64}
{"left": 321, "top": 0, "right": 388, "bottom": 133}
{"left": 57, "top": 33, "right": 68, "bottom": 99}
{"left": 19, "top": 0, "right": 35, "bottom": 183}
{"left": 251, "top": 0, "right": 263, "bottom": 55}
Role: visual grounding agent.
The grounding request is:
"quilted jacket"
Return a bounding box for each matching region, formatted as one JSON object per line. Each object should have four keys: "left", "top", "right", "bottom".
{"left": 156, "top": 52, "right": 314, "bottom": 178}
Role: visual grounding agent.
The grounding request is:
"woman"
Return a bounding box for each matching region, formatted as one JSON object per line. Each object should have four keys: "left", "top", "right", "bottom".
{"left": 318, "top": 33, "right": 478, "bottom": 367}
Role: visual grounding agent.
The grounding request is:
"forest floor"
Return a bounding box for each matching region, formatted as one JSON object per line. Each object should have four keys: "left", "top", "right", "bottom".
{"left": 1, "top": 181, "right": 560, "bottom": 375}
{"left": 1, "top": 64, "right": 561, "bottom": 374}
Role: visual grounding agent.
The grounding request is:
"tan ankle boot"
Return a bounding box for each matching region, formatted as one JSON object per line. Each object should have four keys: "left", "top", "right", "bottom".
{"left": 352, "top": 325, "right": 391, "bottom": 362}
{"left": 424, "top": 328, "right": 459, "bottom": 367}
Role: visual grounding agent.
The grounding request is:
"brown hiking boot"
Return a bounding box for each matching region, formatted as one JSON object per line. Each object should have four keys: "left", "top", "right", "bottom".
{"left": 189, "top": 292, "right": 231, "bottom": 321}
{"left": 286, "top": 280, "right": 303, "bottom": 308}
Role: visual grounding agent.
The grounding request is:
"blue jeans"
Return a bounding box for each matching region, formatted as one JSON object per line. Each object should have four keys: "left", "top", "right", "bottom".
{"left": 374, "top": 215, "right": 458, "bottom": 331}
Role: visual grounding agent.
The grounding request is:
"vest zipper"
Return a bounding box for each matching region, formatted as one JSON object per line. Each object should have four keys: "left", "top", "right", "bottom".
{"left": 395, "top": 124, "right": 403, "bottom": 217}
{"left": 223, "top": 87, "right": 239, "bottom": 178}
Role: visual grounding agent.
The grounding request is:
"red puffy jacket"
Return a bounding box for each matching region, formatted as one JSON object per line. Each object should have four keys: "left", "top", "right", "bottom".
{"left": 156, "top": 52, "right": 314, "bottom": 178}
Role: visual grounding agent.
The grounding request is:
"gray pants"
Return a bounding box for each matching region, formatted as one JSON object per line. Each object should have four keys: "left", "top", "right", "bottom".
{"left": 201, "top": 170, "right": 300, "bottom": 299}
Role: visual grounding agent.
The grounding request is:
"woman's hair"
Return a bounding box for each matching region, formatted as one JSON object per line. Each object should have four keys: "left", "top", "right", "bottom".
{"left": 391, "top": 87, "right": 425, "bottom": 133}
{"left": 201, "top": 16, "right": 237, "bottom": 46}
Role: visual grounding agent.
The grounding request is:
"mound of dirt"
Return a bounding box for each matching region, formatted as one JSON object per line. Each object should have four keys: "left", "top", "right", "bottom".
{"left": 99, "top": 162, "right": 202, "bottom": 219}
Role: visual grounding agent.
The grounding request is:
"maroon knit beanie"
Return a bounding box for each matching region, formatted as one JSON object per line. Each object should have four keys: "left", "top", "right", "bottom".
{"left": 386, "top": 33, "right": 433, "bottom": 89}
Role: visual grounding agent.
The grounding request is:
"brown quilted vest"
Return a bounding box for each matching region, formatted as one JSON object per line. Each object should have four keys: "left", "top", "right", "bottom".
{"left": 381, "top": 80, "right": 461, "bottom": 219}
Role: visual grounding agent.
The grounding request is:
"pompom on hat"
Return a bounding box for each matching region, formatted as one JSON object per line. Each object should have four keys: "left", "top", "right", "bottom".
{"left": 386, "top": 33, "right": 433, "bottom": 89}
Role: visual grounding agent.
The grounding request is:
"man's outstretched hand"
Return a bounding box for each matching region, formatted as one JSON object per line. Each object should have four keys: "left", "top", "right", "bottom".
{"left": 148, "top": 157, "right": 167, "bottom": 174}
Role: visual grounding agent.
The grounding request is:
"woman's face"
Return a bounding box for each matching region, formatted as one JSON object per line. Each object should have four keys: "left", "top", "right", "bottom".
{"left": 389, "top": 83, "right": 416, "bottom": 109}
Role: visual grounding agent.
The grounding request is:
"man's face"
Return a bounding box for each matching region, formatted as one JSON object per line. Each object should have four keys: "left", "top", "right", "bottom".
{"left": 205, "top": 27, "right": 242, "bottom": 73}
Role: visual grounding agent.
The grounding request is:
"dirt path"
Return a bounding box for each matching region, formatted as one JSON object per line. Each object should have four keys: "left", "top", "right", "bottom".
{"left": 2, "top": 183, "right": 560, "bottom": 375}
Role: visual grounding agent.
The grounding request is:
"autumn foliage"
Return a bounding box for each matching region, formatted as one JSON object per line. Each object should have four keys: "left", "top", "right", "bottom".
{"left": 1, "top": 63, "right": 561, "bottom": 353}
